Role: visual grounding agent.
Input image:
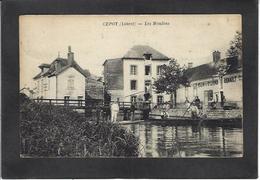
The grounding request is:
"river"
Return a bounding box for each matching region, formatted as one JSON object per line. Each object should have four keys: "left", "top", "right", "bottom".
{"left": 123, "top": 122, "right": 243, "bottom": 158}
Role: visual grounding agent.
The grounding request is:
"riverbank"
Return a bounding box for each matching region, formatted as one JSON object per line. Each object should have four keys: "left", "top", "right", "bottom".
{"left": 115, "top": 107, "right": 242, "bottom": 126}
{"left": 20, "top": 95, "right": 140, "bottom": 158}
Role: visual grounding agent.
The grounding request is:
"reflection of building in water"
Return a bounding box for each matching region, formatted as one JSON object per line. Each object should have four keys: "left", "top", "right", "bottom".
{"left": 138, "top": 124, "right": 146, "bottom": 157}
{"left": 126, "top": 124, "right": 242, "bottom": 158}
{"left": 156, "top": 126, "right": 180, "bottom": 157}
{"left": 221, "top": 127, "right": 243, "bottom": 157}
{"left": 144, "top": 124, "right": 153, "bottom": 157}
{"left": 151, "top": 126, "right": 159, "bottom": 157}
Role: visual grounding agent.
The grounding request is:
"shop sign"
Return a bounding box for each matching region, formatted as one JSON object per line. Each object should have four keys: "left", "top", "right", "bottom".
{"left": 224, "top": 76, "right": 237, "bottom": 83}
{"left": 194, "top": 79, "right": 218, "bottom": 88}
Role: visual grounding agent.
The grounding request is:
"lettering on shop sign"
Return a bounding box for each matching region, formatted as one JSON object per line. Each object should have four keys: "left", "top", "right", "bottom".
{"left": 224, "top": 76, "right": 237, "bottom": 83}
{"left": 194, "top": 80, "right": 218, "bottom": 88}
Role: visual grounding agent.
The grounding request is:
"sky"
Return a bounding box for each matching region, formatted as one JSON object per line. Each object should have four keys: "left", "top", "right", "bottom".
{"left": 20, "top": 15, "right": 241, "bottom": 89}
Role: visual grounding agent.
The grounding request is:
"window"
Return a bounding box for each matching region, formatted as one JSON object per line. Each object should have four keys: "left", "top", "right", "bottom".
{"left": 145, "top": 65, "right": 151, "bottom": 75}
{"left": 130, "top": 80, "right": 137, "bottom": 90}
{"left": 144, "top": 53, "right": 152, "bottom": 60}
{"left": 131, "top": 96, "right": 137, "bottom": 103}
{"left": 130, "top": 65, "right": 137, "bottom": 75}
{"left": 157, "top": 95, "right": 164, "bottom": 105}
{"left": 157, "top": 65, "right": 162, "bottom": 75}
{"left": 67, "top": 78, "right": 74, "bottom": 90}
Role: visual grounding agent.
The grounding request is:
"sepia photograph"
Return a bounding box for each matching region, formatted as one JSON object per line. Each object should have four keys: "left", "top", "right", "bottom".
{"left": 19, "top": 14, "right": 243, "bottom": 158}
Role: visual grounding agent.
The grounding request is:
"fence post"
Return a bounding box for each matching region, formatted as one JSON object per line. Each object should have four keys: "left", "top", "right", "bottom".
{"left": 49, "top": 99, "right": 52, "bottom": 115}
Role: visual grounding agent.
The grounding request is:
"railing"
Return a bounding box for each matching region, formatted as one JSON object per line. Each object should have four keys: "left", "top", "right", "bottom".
{"left": 32, "top": 98, "right": 153, "bottom": 111}
{"left": 32, "top": 98, "right": 103, "bottom": 109}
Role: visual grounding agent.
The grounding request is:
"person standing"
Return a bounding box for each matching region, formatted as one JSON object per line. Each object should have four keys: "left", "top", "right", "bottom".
{"left": 194, "top": 96, "right": 201, "bottom": 109}
{"left": 143, "top": 101, "right": 151, "bottom": 121}
{"left": 111, "top": 102, "right": 119, "bottom": 122}
{"left": 189, "top": 102, "right": 199, "bottom": 119}
{"left": 184, "top": 97, "right": 190, "bottom": 108}
{"left": 130, "top": 102, "right": 136, "bottom": 121}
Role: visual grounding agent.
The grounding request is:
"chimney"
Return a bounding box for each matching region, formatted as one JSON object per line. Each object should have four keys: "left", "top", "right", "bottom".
{"left": 67, "top": 46, "right": 74, "bottom": 65}
{"left": 213, "top": 50, "right": 221, "bottom": 63}
{"left": 188, "top": 62, "right": 193, "bottom": 68}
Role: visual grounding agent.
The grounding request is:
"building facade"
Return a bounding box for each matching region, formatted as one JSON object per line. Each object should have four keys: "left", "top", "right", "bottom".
{"left": 103, "top": 45, "right": 171, "bottom": 104}
{"left": 176, "top": 51, "right": 243, "bottom": 108}
{"left": 33, "top": 46, "right": 89, "bottom": 100}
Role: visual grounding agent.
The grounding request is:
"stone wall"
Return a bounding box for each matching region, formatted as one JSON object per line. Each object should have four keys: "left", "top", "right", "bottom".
{"left": 151, "top": 108, "right": 243, "bottom": 119}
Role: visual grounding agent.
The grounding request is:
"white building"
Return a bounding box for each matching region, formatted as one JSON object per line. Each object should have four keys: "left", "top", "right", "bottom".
{"left": 103, "top": 45, "right": 171, "bottom": 104}
{"left": 33, "top": 46, "right": 89, "bottom": 101}
{"left": 176, "top": 51, "right": 243, "bottom": 108}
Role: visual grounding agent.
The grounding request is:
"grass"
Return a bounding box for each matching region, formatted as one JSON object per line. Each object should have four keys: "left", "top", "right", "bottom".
{"left": 20, "top": 93, "right": 139, "bottom": 157}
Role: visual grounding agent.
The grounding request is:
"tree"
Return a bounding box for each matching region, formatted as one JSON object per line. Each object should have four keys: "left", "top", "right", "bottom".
{"left": 153, "top": 59, "right": 189, "bottom": 107}
{"left": 226, "top": 31, "right": 242, "bottom": 57}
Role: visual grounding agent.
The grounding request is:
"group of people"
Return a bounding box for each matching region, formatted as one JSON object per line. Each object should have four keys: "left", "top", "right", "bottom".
{"left": 185, "top": 96, "right": 203, "bottom": 119}
{"left": 103, "top": 90, "right": 209, "bottom": 121}
{"left": 157, "top": 97, "right": 203, "bottom": 120}
{"left": 104, "top": 100, "right": 137, "bottom": 123}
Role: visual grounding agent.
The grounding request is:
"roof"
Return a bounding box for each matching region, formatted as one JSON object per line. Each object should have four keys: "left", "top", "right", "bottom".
{"left": 39, "top": 63, "right": 51, "bottom": 68}
{"left": 122, "top": 45, "right": 169, "bottom": 60}
{"left": 103, "top": 58, "right": 122, "bottom": 66}
{"left": 185, "top": 56, "right": 241, "bottom": 82}
{"left": 85, "top": 77, "right": 104, "bottom": 100}
{"left": 33, "top": 57, "right": 90, "bottom": 79}
{"left": 185, "top": 62, "right": 218, "bottom": 81}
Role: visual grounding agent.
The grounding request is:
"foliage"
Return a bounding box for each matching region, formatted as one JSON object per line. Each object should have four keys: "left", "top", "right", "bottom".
{"left": 20, "top": 94, "right": 139, "bottom": 157}
{"left": 153, "top": 59, "right": 189, "bottom": 94}
{"left": 217, "top": 63, "right": 230, "bottom": 77}
{"left": 226, "top": 31, "right": 242, "bottom": 57}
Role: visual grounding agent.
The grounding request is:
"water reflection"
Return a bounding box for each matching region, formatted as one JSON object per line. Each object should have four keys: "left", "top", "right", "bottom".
{"left": 124, "top": 122, "right": 243, "bottom": 158}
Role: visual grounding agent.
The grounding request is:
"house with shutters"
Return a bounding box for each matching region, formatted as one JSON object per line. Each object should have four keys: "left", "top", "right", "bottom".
{"left": 33, "top": 46, "right": 97, "bottom": 102}
{"left": 103, "top": 45, "right": 171, "bottom": 104}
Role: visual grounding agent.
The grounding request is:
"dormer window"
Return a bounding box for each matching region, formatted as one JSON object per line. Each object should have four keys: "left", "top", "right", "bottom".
{"left": 143, "top": 53, "right": 152, "bottom": 60}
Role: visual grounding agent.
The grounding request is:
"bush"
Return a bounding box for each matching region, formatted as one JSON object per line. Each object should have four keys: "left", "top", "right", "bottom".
{"left": 20, "top": 95, "right": 139, "bottom": 157}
